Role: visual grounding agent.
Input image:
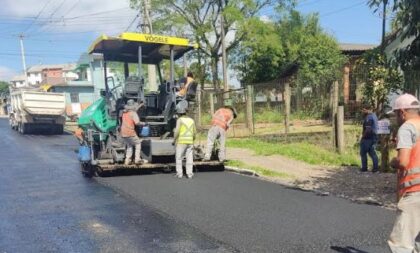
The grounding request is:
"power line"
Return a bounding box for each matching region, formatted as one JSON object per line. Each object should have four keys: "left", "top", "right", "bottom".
{"left": 125, "top": 14, "right": 140, "bottom": 32}
{"left": 320, "top": 1, "right": 366, "bottom": 17}
{"left": 63, "top": 0, "right": 81, "bottom": 17}
{"left": 22, "top": 0, "right": 53, "bottom": 33}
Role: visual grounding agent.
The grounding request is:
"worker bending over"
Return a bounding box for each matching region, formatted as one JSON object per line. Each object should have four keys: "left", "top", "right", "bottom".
{"left": 204, "top": 105, "right": 237, "bottom": 162}
{"left": 121, "top": 99, "right": 145, "bottom": 165}
{"left": 173, "top": 103, "right": 196, "bottom": 179}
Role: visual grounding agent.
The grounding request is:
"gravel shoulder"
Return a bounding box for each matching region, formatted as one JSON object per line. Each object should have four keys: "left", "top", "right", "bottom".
{"left": 227, "top": 147, "right": 397, "bottom": 209}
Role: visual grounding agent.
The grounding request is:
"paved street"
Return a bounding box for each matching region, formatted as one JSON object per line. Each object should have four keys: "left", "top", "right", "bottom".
{"left": 0, "top": 118, "right": 395, "bottom": 253}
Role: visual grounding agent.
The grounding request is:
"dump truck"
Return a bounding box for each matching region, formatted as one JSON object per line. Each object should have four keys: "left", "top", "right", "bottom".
{"left": 9, "top": 88, "right": 66, "bottom": 134}
{"left": 77, "top": 33, "right": 222, "bottom": 177}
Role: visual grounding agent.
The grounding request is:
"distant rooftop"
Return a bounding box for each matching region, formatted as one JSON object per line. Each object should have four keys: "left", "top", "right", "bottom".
{"left": 339, "top": 43, "right": 377, "bottom": 53}
{"left": 27, "top": 63, "right": 77, "bottom": 73}
{"left": 10, "top": 74, "right": 26, "bottom": 82}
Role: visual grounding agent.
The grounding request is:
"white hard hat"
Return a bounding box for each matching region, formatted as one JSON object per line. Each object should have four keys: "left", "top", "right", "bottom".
{"left": 388, "top": 93, "right": 420, "bottom": 114}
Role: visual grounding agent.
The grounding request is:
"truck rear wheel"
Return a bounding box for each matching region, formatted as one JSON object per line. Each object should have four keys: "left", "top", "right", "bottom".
{"left": 54, "top": 125, "right": 64, "bottom": 135}
{"left": 81, "top": 163, "right": 95, "bottom": 178}
{"left": 23, "top": 124, "right": 30, "bottom": 134}
{"left": 19, "top": 123, "right": 30, "bottom": 134}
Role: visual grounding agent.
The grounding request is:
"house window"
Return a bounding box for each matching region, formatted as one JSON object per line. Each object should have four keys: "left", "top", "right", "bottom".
{"left": 70, "top": 93, "right": 79, "bottom": 103}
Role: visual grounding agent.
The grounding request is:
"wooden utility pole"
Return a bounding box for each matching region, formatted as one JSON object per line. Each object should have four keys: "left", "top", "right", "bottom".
{"left": 142, "top": 0, "right": 157, "bottom": 91}
{"left": 337, "top": 105, "right": 345, "bottom": 154}
{"left": 221, "top": 13, "right": 229, "bottom": 102}
{"left": 331, "top": 81, "right": 339, "bottom": 148}
{"left": 284, "top": 80, "right": 291, "bottom": 137}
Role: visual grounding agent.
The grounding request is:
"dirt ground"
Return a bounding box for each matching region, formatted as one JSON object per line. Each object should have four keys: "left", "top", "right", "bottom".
{"left": 227, "top": 148, "right": 397, "bottom": 209}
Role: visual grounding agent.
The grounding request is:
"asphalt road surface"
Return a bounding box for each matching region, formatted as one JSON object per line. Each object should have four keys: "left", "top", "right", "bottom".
{"left": 0, "top": 118, "right": 396, "bottom": 253}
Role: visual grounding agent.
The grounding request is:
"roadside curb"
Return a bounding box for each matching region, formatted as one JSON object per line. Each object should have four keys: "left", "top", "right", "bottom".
{"left": 225, "top": 166, "right": 260, "bottom": 177}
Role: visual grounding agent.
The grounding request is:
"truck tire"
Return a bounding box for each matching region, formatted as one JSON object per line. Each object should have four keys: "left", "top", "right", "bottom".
{"left": 54, "top": 125, "right": 64, "bottom": 135}
{"left": 81, "top": 163, "right": 95, "bottom": 178}
{"left": 19, "top": 123, "right": 30, "bottom": 134}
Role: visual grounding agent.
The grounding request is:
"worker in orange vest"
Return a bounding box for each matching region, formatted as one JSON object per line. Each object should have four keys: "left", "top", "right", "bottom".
{"left": 121, "top": 99, "right": 145, "bottom": 165}
{"left": 388, "top": 93, "right": 420, "bottom": 253}
{"left": 204, "top": 105, "right": 237, "bottom": 162}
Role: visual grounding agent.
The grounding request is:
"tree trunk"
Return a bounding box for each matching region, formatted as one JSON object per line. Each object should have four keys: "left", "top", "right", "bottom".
{"left": 381, "top": 0, "right": 388, "bottom": 52}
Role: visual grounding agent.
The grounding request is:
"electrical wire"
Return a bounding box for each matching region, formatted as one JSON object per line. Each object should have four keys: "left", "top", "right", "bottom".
{"left": 22, "top": 0, "right": 53, "bottom": 33}
{"left": 320, "top": 0, "right": 366, "bottom": 17}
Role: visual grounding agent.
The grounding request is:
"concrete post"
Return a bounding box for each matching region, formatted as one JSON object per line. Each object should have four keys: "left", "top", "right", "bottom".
{"left": 246, "top": 84, "right": 254, "bottom": 134}
{"left": 284, "top": 81, "right": 291, "bottom": 137}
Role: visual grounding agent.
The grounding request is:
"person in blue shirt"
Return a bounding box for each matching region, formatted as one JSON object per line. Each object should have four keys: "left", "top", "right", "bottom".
{"left": 360, "top": 103, "right": 379, "bottom": 172}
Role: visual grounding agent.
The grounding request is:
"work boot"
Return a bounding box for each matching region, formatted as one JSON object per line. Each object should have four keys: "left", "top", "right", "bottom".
{"left": 372, "top": 168, "right": 379, "bottom": 173}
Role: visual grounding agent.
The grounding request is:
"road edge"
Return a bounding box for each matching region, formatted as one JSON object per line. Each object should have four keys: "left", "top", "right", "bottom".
{"left": 225, "top": 165, "right": 395, "bottom": 210}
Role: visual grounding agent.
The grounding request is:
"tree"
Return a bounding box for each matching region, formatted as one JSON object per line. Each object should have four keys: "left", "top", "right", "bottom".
{"left": 237, "top": 11, "right": 344, "bottom": 84}
{"left": 367, "top": 0, "right": 390, "bottom": 52}
{"left": 356, "top": 48, "right": 403, "bottom": 114}
{"left": 234, "top": 11, "right": 345, "bottom": 117}
{"left": 0, "top": 81, "right": 9, "bottom": 94}
{"left": 391, "top": 0, "right": 420, "bottom": 68}
{"left": 129, "top": 0, "right": 294, "bottom": 104}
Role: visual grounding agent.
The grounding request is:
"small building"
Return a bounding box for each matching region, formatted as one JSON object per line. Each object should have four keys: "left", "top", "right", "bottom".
{"left": 10, "top": 74, "right": 26, "bottom": 88}
{"left": 49, "top": 81, "right": 94, "bottom": 119}
{"left": 27, "top": 64, "right": 78, "bottom": 86}
{"left": 76, "top": 53, "right": 118, "bottom": 100}
{"left": 340, "top": 43, "right": 377, "bottom": 104}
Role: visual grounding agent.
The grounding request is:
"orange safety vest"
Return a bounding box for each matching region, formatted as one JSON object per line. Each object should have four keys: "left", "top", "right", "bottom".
{"left": 121, "top": 111, "right": 137, "bottom": 137}
{"left": 211, "top": 108, "right": 233, "bottom": 131}
{"left": 398, "top": 119, "right": 420, "bottom": 198}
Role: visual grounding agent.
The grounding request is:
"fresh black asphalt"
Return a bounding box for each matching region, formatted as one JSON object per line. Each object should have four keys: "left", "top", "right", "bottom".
{"left": 0, "top": 118, "right": 395, "bottom": 252}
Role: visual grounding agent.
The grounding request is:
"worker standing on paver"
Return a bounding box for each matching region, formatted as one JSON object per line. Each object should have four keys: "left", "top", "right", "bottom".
{"left": 204, "top": 104, "right": 237, "bottom": 162}
{"left": 177, "top": 71, "right": 194, "bottom": 97}
{"left": 121, "top": 99, "right": 145, "bottom": 165}
{"left": 173, "top": 102, "right": 196, "bottom": 179}
{"left": 388, "top": 93, "right": 420, "bottom": 253}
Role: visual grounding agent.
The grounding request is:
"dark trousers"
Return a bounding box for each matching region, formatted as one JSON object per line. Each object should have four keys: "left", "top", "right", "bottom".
{"left": 360, "top": 138, "right": 379, "bottom": 170}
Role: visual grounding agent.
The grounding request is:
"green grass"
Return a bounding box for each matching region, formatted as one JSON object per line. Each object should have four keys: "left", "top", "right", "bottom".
{"left": 227, "top": 138, "right": 360, "bottom": 167}
{"left": 226, "top": 160, "right": 292, "bottom": 178}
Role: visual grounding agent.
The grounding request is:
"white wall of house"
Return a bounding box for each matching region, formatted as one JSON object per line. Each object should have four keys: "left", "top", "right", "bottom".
{"left": 27, "top": 72, "right": 42, "bottom": 85}
{"left": 12, "top": 81, "right": 25, "bottom": 88}
{"left": 63, "top": 71, "right": 79, "bottom": 80}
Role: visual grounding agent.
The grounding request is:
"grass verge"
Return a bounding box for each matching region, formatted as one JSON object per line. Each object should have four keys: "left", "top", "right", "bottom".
{"left": 226, "top": 160, "right": 293, "bottom": 179}
{"left": 227, "top": 138, "right": 360, "bottom": 167}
